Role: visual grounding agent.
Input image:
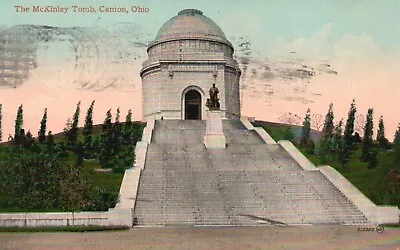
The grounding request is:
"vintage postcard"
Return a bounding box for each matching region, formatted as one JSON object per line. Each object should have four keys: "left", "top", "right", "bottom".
{"left": 0, "top": 0, "right": 399, "bottom": 248}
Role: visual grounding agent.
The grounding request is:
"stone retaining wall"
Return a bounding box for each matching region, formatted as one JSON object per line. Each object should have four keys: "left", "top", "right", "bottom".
{"left": 277, "top": 140, "right": 316, "bottom": 170}
{"left": 0, "top": 212, "right": 108, "bottom": 227}
{"left": 240, "top": 116, "right": 276, "bottom": 144}
{"left": 319, "top": 166, "right": 399, "bottom": 225}
{"left": 277, "top": 139, "right": 399, "bottom": 225}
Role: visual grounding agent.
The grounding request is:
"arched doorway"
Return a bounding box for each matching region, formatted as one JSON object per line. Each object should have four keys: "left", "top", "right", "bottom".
{"left": 184, "top": 90, "right": 201, "bottom": 120}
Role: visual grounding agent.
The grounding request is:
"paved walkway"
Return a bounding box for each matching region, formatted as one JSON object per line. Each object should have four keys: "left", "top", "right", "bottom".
{"left": 1, "top": 226, "right": 399, "bottom": 250}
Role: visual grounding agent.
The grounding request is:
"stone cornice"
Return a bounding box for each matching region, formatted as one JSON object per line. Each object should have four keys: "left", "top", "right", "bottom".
{"left": 148, "top": 37, "right": 233, "bottom": 52}
{"left": 140, "top": 60, "right": 241, "bottom": 78}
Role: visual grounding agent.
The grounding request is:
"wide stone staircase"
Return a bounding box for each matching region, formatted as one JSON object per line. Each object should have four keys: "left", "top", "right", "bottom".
{"left": 134, "top": 120, "right": 369, "bottom": 226}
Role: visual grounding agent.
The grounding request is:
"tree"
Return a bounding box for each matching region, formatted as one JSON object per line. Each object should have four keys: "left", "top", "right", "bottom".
{"left": 47, "top": 131, "right": 54, "bottom": 146}
{"left": 25, "top": 130, "right": 35, "bottom": 147}
{"left": 366, "top": 145, "right": 379, "bottom": 169}
{"left": 102, "top": 109, "right": 112, "bottom": 133}
{"left": 14, "top": 104, "right": 24, "bottom": 144}
{"left": 393, "top": 124, "right": 400, "bottom": 167}
{"left": 74, "top": 142, "right": 84, "bottom": 167}
{"left": 355, "top": 114, "right": 365, "bottom": 135}
{"left": 300, "top": 108, "right": 311, "bottom": 147}
{"left": 394, "top": 124, "right": 400, "bottom": 145}
{"left": 64, "top": 118, "right": 72, "bottom": 133}
{"left": 100, "top": 109, "right": 113, "bottom": 169}
{"left": 322, "top": 103, "right": 335, "bottom": 139}
{"left": 311, "top": 113, "right": 324, "bottom": 131}
{"left": 14, "top": 104, "right": 24, "bottom": 137}
{"left": 332, "top": 119, "right": 343, "bottom": 153}
{"left": 124, "top": 109, "right": 133, "bottom": 143}
{"left": 283, "top": 126, "right": 294, "bottom": 142}
{"left": 340, "top": 99, "right": 357, "bottom": 167}
{"left": 278, "top": 112, "right": 301, "bottom": 126}
{"left": 376, "top": 116, "right": 389, "bottom": 149}
{"left": 316, "top": 119, "right": 343, "bottom": 163}
{"left": 0, "top": 104, "right": 2, "bottom": 142}
{"left": 83, "top": 101, "right": 95, "bottom": 159}
{"left": 83, "top": 101, "right": 95, "bottom": 137}
{"left": 38, "top": 108, "right": 48, "bottom": 143}
{"left": 113, "top": 107, "right": 122, "bottom": 147}
{"left": 115, "top": 107, "right": 120, "bottom": 124}
{"left": 68, "top": 101, "right": 81, "bottom": 146}
{"left": 353, "top": 132, "right": 362, "bottom": 144}
{"left": 387, "top": 125, "right": 400, "bottom": 197}
{"left": 361, "top": 108, "right": 374, "bottom": 162}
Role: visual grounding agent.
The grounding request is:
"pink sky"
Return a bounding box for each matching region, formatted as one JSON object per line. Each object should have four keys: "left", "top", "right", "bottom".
{"left": 1, "top": 61, "right": 399, "bottom": 142}
{"left": 1, "top": 24, "right": 400, "bottom": 142}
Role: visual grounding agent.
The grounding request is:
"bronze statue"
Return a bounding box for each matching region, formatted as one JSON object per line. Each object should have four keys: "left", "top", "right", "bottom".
{"left": 206, "top": 83, "right": 220, "bottom": 110}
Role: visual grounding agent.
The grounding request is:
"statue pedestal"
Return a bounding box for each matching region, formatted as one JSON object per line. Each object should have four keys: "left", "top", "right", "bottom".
{"left": 204, "top": 110, "right": 226, "bottom": 149}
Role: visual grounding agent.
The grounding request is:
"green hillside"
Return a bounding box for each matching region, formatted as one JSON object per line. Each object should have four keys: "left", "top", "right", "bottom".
{"left": 254, "top": 121, "right": 400, "bottom": 208}
{"left": 0, "top": 122, "right": 145, "bottom": 212}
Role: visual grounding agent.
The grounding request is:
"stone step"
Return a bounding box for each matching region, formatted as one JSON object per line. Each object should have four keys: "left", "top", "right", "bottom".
{"left": 134, "top": 120, "right": 368, "bottom": 226}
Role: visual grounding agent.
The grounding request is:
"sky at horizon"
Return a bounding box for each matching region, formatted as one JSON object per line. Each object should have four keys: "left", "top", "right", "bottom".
{"left": 1, "top": 0, "right": 400, "bottom": 141}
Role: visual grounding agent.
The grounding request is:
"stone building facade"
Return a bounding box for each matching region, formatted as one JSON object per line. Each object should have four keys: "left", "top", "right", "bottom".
{"left": 140, "top": 9, "right": 241, "bottom": 120}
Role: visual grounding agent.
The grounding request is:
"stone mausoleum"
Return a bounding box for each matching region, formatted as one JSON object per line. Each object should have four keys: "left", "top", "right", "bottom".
{"left": 140, "top": 9, "right": 241, "bottom": 120}
{"left": 0, "top": 8, "right": 398, "bottom": 230}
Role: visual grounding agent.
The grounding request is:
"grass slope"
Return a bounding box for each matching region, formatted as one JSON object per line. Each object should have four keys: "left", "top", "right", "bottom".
{"left": 254, "top": 120, "right": 399, "bottom": 208}
{"left": 0, "top": 122, "right": 145, "bottom": 212}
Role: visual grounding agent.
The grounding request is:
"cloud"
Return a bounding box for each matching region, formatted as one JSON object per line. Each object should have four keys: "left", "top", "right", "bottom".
{"left": 0, "top": 23, "right": 151, "bottom": 91}
{"left": 268, "top": 23, "right": 335, "bottom": 61}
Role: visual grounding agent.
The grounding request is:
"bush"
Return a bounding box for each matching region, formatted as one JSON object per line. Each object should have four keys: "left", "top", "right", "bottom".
{"left": 306, "top": 140, "right": 315, "bottom": 155}
{"left": 86, "top": 187, "right": 119, "bottom": 211}
{"left": 353, "top": 132, "right": 362, "bottom": 144}
{"left": 283, "top": 127, "right": 294, "bottom": 142}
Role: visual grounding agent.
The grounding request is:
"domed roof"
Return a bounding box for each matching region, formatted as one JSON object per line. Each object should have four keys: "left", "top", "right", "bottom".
{"left": 149, "top": 9, "right": 232, "bottom": 48}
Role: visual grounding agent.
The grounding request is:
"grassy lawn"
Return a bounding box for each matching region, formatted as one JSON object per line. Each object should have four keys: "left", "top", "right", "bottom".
{"left": 0, "top": 122, "right": 145, "bottom": 212}
{"left": 80, "top": 158, "right": 124, "bottom": 193}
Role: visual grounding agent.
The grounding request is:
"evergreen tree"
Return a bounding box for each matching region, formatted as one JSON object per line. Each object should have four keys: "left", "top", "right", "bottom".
{"left": 317, "top": 119, "right": 343, "bottom": 163}
{"left": 83, "top": 101, "right": 95, "bottom": 159}
{"left": 332, "top": 119, "right": 343, "bottom": 154}
{"left": 0, "top": 104, "right": 2, "bottom": 142}
{"left": 300, "top": 108, "right": 311, "bottom": 147}
{"left": 68, "top": 101, "right": 81, "bottom": 146}
{"left": 340, "top": 99, "right": 357, "bottom": 167}
{"left": 367, "top": 146, "right": 379, "bottom": 169}
{"left": 102, "top": 109, "right": 112, "bottom": 133}
{"left": 83, "top": 100, "right": 95, "bottom": 137}
{"left": 115, "top": 107, "right": 120, "bottom": 124}
{"left": 124, "top": 109, "right": 133, "bottom": 143}
{"left": 14, "top": 104, "right": 24, "bottom": 144}
{"left": 38, "top": 108, "right": 48, "bottom": 143}
{"left": 322, "top": 103, "right": 335, "bottom": 139}
{"left": 74, "top": 142, "right": 84, "bottom": 167}
{"left": 393, "top": 124, "right": 400, "bottom": 167}
{"left": 25, "top": 130, "right": 34, "bottom": 147}
{"left": 47, "top": 131, "right": 54, "bottom": 146}
{"left": 361, "top": 108, "right": 374, "bottom": 162}
{"left": 100, "top": 109, "right": 113, "bottom": 168}
{"left": 394, "top": 124, "right": 400, "bottom": 145}
{"left": 376, "top": 116, "right": 389, "bottom": 149}
{"left": 353, "top": 132, "right": 362, "bottom": 144}
{"left": 113, "top": 107, "right": 122, "bottom": 147}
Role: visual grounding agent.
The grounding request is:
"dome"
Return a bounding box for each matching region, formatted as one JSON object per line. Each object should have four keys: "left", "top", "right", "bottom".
{"left": 149, "top": 9, "right": 232, "bottom": 48}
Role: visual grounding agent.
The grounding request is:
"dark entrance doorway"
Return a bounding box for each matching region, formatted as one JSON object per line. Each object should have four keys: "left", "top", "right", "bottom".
{"left": 184, "top": 90, "right": 201, "bottom": 120}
